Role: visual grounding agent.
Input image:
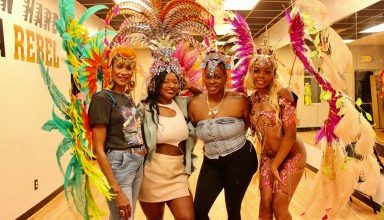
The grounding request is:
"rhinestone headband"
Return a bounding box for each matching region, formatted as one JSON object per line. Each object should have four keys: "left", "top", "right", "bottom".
{"left": 148, "top": 48, "right": 184, "bottom": 92}
{"left": 201, "top": 50, "right": 231, "bottom": 76}
{"left": 253, "top": 43, "right": 277, "bottom": 68}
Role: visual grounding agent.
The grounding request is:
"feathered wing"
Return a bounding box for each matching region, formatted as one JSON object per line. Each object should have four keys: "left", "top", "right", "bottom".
{"left": 319, "top": 27, "right": 353, "bottom": 92}
{"left": 286, "top": 4, "right": 380, "bottom": 218}
{"left": 173, "top": 40, "right": 203, "bottom": 95}
{"left": 38, "top": 0, "right": 112, "bottom": 219}
{"left": 228, "top": 13, "right": 255, "bottom": 92}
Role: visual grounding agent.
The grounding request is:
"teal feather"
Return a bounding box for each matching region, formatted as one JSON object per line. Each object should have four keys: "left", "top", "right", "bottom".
{"left": 79, "top": 5, "right": 108, "bottom": 24}
{"left": 51, "top": 109, "right": 72, "bottom": 137}
{"left": 63, "top": 156, "right": 76, "bottom": 202}
{"left": 68, "top": 159, "right": 90, "bottom": 220}
{"left": 38, "top": 53, "right": 69, "bottom": 116}
{"left": 58, "top": 0, "right": 66, "bottom": 20}
{"left": 64, "top": 157, "right": 87, "bottom": 219}
{"left": 58, "top": 0, "right": 75, "bottom": 22}
{"left": 56, "top": 137, "right": 74, "bottom": 173}
{"left": 55, "top": 19, "right": 66, "bottom": 35}
{"left": 41, "top": 120, "right": 59, "bottom": 132}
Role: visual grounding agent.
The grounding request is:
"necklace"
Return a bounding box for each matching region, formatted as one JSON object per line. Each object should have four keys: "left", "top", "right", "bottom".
{"left": 251, "top": 90, "right": 271, "bottom": 104}
{"left": 206, "top": 91, "right": 226, "bottom": 116}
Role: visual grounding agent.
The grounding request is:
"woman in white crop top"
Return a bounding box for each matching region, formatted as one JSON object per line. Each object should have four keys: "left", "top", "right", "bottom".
{"left": 138, "top": 53, "right": 202, "bottom": 220}
{"left": 157, "top": 100, "right": 189, "bottom": 147}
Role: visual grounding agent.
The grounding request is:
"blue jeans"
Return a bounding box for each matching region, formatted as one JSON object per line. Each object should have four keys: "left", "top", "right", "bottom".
{"left": 106, "top": 146, "right": 145, "bottom": 220}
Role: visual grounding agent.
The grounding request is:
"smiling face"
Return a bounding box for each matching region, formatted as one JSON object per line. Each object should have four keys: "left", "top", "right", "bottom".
{"left": 251, "top": 62, "right": 275, "bottom": 91}
{"left": 204, "top": 63, "right": 227, "bottom": 96}
{"left": 158, "top": 72, "right": 180, "bottom": 103}
{"left": 111, "top": 58, "right": 135, "bottom": 88}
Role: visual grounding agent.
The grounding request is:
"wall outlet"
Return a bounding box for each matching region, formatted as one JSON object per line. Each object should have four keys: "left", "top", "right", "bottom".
{"left": 34, "top": 179, "right": 38, "bottom": 190}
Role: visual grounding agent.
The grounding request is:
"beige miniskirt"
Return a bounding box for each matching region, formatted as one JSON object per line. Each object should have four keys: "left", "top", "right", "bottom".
{"left": 138, "top": 153, "right": 190, "bottom": 202}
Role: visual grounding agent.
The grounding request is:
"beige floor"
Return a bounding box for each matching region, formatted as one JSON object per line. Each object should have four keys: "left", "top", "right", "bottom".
{"left": 29, "top": 131, "right": 382, "bottom": 220}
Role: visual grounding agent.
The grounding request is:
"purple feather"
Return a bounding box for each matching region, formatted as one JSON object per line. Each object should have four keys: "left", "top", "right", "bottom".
{"left": 286, "top": 10, "right": 342, "bottom": 144}
{"left": 229, "top": 13, "right": 255, "bottom": 92}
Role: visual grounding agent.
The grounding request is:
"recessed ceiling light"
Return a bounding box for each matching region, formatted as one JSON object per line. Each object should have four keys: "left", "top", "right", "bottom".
{"left": 360, "top": 23, "right": 384, "bottom": 33}
{"left": 343, "top": 39, "right": 354, "bottom": 44}
{"left": 223, "top": 0, "right": 260, "bottom": 10}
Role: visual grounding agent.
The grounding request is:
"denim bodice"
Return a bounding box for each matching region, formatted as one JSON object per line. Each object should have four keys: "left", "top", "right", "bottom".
{"left": 195, "top": 117, "right": 246, "bottom": 159}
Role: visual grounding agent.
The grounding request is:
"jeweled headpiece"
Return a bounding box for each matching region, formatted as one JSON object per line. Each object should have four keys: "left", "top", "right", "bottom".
{"left": 150, "top": 48, "right": 183, "bottom": 74}
{"left": 201, "top": 50, "right": 231, "bottom": 76}
{"left": 108, "top": 45, "right": 136, "bottom": 69}
{"left": 253, "top": 42, "right": 277, "bottom": 69}
{"left": 147, "top": 45, "right": 185, "bottom": 92}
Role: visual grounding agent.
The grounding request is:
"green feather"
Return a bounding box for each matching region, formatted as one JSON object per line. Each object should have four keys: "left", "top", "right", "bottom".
{"left": 55, "top": 19, "right": 66, "bottom": 35}
{"left": 64, "top": 157, "right": 90, "bottom": 220}
{"left": 79, "top": 5, "right": 108, "bottom": 24}
{"left": 56, "top": 137, "right": 74, "bottom": 174}
{"left": 38, "top": 52, "right": 70, "bottom": 116}
{"left": 41, "top": 119, "right": 59, "bottom": 132}
{"left": 51, "top": 108, "right": 72, "bottom": 137}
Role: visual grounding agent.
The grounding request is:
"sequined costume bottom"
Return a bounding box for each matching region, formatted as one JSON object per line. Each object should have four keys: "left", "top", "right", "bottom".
{"left": 260, "top": 152, "right": 302, "bottom": 192}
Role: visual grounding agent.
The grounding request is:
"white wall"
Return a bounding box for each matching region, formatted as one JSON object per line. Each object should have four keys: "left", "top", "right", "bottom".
{"left": 275, "top": 45, "right": 330, "bottom": 128}
{"left": 0, "top": 1, "right": 105, "bottom": 219}
{"left": 348, "top": 45, "right": 384, "bottom": 71}
{"left": 132, "top": 48, "right": 153, "bottom": 102}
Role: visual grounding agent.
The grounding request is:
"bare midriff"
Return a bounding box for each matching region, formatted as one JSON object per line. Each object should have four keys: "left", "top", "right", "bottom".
{"left": 156, "top": 143, "right": 185, "bottom": 156}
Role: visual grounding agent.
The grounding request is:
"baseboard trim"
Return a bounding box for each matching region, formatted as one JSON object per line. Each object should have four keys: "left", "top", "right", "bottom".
{"left": 306, "top": 163, "right": 319, "bottom": 173}
{"left": 297, "top": 127, "right": 321, "bottom": 132}
{"left": 16, "top": 185, "right": 64, "bottom": 220}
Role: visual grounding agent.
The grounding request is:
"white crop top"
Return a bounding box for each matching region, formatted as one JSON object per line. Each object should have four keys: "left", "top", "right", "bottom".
{"left": 157, "top": 100, "right": 189, "bottom": 146}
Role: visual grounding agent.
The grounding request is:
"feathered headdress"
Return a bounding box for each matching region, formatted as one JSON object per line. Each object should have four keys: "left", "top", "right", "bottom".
{"left": 104, "top": 0, "right": 215, "bottom": 51}
{"left": 104, "top": 0, "right": 215, "bottom": 93}
{"left": 227, "top": 13, "right": 278, "bottom": 92}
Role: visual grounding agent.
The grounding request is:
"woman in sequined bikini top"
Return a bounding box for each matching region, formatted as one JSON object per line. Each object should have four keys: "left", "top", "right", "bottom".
{"left": 243, "top": 46, "right": 307, "bottom": 219}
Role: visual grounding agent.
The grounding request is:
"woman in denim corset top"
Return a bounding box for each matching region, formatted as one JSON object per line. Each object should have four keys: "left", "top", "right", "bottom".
{"left": 188, "top": 50, "right": 258, "bottom": 220}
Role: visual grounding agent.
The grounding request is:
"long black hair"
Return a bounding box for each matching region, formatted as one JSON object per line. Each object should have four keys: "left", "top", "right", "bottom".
{"left": 143, "top": 70, "right": 183, "bottom": 125}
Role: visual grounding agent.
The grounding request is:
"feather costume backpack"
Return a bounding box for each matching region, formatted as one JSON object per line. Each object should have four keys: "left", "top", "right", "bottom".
{"left": 285, "top": 1, "right": 381, "bottom": 218}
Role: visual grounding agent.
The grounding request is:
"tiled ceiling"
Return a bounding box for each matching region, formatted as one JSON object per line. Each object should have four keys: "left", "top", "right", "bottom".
{"left": 77, "top": 0, "right": 384, "bottom": 42}
{"left": 331, "top": 0, "right": 384, "bottom": 40}
{"left": 77, "top": 0, "right": 291, "bottom": 38}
